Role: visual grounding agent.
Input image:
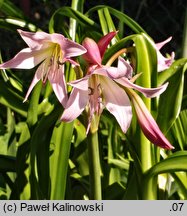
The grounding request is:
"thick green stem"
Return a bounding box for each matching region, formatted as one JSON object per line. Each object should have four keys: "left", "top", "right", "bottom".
{"left": 142, "top": 177, "right": 157, "bottom": 200}
{"left": 87, "top": 130, "right": 102, "bottom": 200}
{"left": 139, "top": 120, "right": 152, "bottom": 173}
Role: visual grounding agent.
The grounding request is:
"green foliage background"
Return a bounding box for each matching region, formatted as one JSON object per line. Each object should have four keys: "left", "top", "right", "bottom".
{"left": 0, "top": 0, "right": 187, "bottom": 200}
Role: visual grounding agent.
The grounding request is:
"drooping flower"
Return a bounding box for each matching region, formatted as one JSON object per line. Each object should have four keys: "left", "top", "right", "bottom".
{"left": 156, "top": 37, "right": 175, "bottom": 72}
{"left": 129, "top": 88, "right": 174, "bottom": 149}
{"left": 0, "top": 29, "right": 87, "bottom": 105}
{"left": 61, "top": 32, "right": 172, "bottom": 151}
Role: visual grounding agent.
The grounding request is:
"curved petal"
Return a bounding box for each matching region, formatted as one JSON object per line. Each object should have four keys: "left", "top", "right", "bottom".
{"left": 93, "top": 57, "right": 133, "bottom": 79}
{"left": 82, "top": 37, "right": 102, "bottom": 65}
{"left": 92, "top": 66, "right": 121, "bottom": 78}
{"left": 65, "top": 58, "right": 80, "bottom": 67}
{"left": 61, "top": 88, "right": 88, "bottom": 122}
{"left": 117, "top": 56, "right": 133, "bottom": 79}
{"left": 156, "top": 37, "right": 172, "bottom": 50}
{"left": 62, "top": 38, "right": 87, "bottom": 57}
{"left": 0, "top": 48, "right": 50, "bottom": 69}
{"left": 18, "top": 29, "right": 51, "bottom": 49}
{"left": 68, "top": 76, "right": 89, "bottom": 91}
{"left": 92, "top": 67, "right": 109, "bottom": 76}
{"left": 51, "top": 34, "right": 86, "bottom": 58}
{"left": 157, "top": 51, "right": 175, "bottom": 72}
{"left": 97, "top": 31, "right": 117, "bottom": 58}
{"left": 101, "top": 77, "right": 132, "bottom": 133}
{"left": 95, "top": 66, "right": 126, "bottom": 79}
{"left": 116, "top": 77, "right": 169, "bottom": 98}
{"left": 103, "top": 57, "right": 133, "bottom": 79}
{"left": 23, "top": 61, "right": 46, "bottom": 102}
{"left": 131, "top": 92, "right": 174, "bottom": 149}
{"left": 48, "top": 65, "right": 68, "bottom": 107}
{"left": 155, "top": 37, "right": 175, "bottom": 72}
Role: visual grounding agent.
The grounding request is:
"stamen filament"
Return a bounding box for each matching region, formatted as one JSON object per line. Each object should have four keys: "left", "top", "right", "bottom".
{"left": 106, "top": 47, "right": 134, "bottom": 66}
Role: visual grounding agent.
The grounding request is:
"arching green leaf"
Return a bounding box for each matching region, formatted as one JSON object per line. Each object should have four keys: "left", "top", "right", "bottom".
{"left": 157, "top": 59, "right": 187, "bottom": 133}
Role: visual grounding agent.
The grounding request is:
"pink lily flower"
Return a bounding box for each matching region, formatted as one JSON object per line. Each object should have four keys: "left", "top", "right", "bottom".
{"left": 61, "top": 33, "right": 169, "bottom": 142}
{"left": 61, "top": 57, "right": 133, "bottom": 133}
{"left": 130, "top": 89, "right": 174, "bottom": 149}
{"left": 0, "top": 29, "right": 87, "bottom": 105}
{"left": 156, "top": 37, "right": 175, "bottom": 72}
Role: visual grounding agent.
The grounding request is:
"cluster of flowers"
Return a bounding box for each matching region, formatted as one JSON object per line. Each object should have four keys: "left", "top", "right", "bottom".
{"left": 0, "top": 30, "right": 174, "bottom": 149}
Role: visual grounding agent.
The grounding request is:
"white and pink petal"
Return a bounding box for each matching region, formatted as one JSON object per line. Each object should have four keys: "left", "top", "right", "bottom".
{"left": 18, "top": 29, "right": 52, "bottom": 49}
{"left": 157, "top": 51, "right": 175, "bottom": 72}
{"left": 23, "top": 60, "right": 47, "bottom": 102}
{"left": 156, "top": 37, "right": 172, "bottom": 50}
{"left": 48, "top": 65, "right": 68, "bottom": 107}
{"left": 101, "top": 77, "right": 132, "bottom": 133}
{"left": 155, "top": 37, "right": 175, "bottom": 72}
{"left": 68, "top": 76, "right": 89, "bottom": 91}
{"left": 0, "top": 48, "right": 50, "bottom": 69}
{"left": 93, "top": 57, "right": 133, "bottom": 79}
{"left": 61, "top": 88, "right": 88, "bottom": 122}
{"left": 52, "top": 34, "right": 87, "bottom": 58}
{"left": 116, "top": 77, "right": 168, "bottom": 98}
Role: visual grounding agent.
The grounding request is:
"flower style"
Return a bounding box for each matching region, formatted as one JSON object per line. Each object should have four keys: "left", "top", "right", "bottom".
{"left": 0, "top": 29, "right": 87, "bottom": 105}
{"left": 156, "top": 37, "right": 175, "bottom": 72}
{"left": 61, "top": 32, "right": 173, "bottom": 150}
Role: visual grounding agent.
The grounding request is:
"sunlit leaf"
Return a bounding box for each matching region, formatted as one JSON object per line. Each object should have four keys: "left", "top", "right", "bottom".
{"left": 86, "top": 6, "right": 146, "bottom": 34}
{"left": 50, "top": 121, "right": 74, "bottom": 200}
{"left": 29, "top": 104, "right": 63, "bottom": 199}
{"left": 142, "top": 151, "right": 187, "bottom": 199}
{"left": 0, "top": 18, "right": 39, "bottom": 32}
{"left": 171, "top": 110, "right": 187, "bottom": 150}
{"left": 157, "top": 59, "right": 187, "bottom": 133}
{"left": 49, "top": 6, "right": 100, "bottom": 34}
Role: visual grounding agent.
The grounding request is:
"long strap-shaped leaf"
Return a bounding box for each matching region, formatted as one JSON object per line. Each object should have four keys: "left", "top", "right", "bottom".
{"left": 86, "top": 5, "right": 146, "bottom": 34}
{"left": 49, "top": 6, "right": 100, "bottom": 34}
{"left": 50, "top": 121, "right": 74, "bottom": 200}
{"left": 142, "top": 151, "right": 187, "bottom": 199}
{"left": 29, "top": 104, "right": 63, "bottom": 199}
{"left": 157, "top": 59, "right": 187, "bottom": 133}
